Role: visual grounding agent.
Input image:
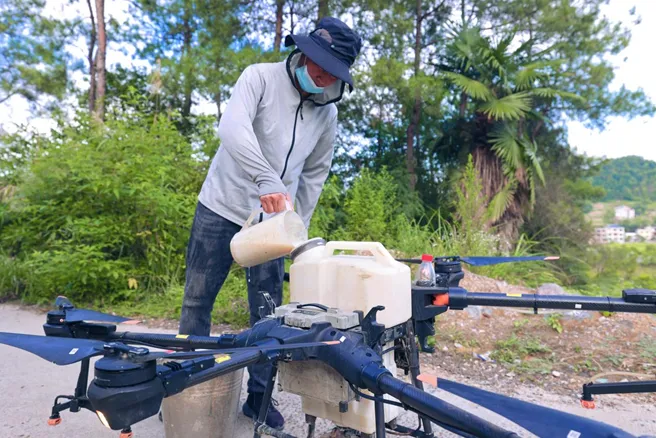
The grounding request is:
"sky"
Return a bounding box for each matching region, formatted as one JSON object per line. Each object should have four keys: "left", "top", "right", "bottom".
{"left": 566, "top": 0, "right": 656, "bottom": 162}
{"left": 2, "top": 0, "right": 656, "bottom": 163}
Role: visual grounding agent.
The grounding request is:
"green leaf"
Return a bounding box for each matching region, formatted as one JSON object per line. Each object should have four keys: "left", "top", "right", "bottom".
{"left": 487, "top": 180, "right": 517, "bottom": 223}
{"left": 442, "top": 71, "right": 493, "bottom": 101}
{"left": 531, "top": 88, "right": 586, "bottom": 103}
{"left": 489, "top": 128, "right": 523, "bottom": 171}
{"left": 479, "top": 92, "right": 532, "bottom": 120}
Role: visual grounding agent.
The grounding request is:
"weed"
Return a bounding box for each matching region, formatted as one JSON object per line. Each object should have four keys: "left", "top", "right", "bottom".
{"left": 490, "top": 335, "right": 551, "bottom": 364}
{"left": 513, "top": 318, "right": 529, "bottom": 329}
{"left": 545, "top": 313, "right": 563, "bottom": 334}
{"left": 639, "top": 337, "right": 656, "bottom": 360}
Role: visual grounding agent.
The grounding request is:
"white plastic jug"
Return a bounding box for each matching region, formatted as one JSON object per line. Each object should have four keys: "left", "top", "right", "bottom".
{"left": 289, "top": 240, "right": 411, "bottom": 328}
{"left": 230, "top": 206, "right": 308, "bottom": 268}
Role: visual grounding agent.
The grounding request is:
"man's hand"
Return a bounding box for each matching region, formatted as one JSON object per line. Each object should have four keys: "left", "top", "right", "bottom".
{"left": 260, "top": 192, "right": 293, "bottom": 214}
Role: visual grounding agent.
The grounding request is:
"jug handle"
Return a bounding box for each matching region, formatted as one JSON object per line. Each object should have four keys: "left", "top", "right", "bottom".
{"left": 242, "top": 208, "right": 264, "bottom": 229}
{"left": 243, "top": 200, "right": 293, "bottom": 229}
{"left": 324, "top": 241, "right": 398, "bottom": 267}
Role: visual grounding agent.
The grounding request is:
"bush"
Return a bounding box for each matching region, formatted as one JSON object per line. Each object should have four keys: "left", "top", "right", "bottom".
{"left": 0, "top": 104, "right": 202, "bottom": 304}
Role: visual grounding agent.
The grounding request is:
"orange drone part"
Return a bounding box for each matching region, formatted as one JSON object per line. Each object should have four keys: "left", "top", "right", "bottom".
{"left": 48, "top": 416, "right": 62, "bottom": 426}
{"left": 120, "top": 431, "right": 134, "bottom": 438}
{"left": 581, "top": 399, "right": 596, "bottom": 409}
{"left": 432, "top": 294, "right": 449, "bottom": 306}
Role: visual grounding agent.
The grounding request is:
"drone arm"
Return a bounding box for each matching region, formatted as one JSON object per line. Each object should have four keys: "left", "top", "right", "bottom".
{"left": 462, "top": 291, "right": 656, "bottom": 314}
{"left": 373, "top": 373, "right": 520, "bottom": 438}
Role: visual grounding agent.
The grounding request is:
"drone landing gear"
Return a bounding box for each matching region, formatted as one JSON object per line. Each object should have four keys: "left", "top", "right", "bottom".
{"left": 253, "top": 360, "right": 296, "bottom": 438}
{"left": 581, "top": 379, "right": 656, "bottom": 409}
{"left": 48, "top": 358, "right": 93, "bottom": 426}
{"left": 119, "top": 427, "right": 133, "bottom": 438}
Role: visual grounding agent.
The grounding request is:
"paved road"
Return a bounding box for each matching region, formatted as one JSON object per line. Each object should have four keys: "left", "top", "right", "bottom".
{"left": 1, "top": 304, "right": 655, "bottom": 438}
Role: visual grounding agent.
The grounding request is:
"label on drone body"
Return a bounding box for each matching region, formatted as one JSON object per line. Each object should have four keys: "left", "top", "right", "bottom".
{"left": 215, "top": 355, "right": 230, "bottom": 364}
{"left": 176, "top": 334, "right": 189, "bottom": 339}
{"left": 69, "top": 348, "right": 78, "bottom": 355}
{"left": 567, "top": 431, "right": 581, "bottom": 438}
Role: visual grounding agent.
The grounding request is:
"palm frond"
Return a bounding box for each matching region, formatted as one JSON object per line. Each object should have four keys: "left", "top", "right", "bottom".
{"left": 523, "top": 138, "right": 545, "bottom": 185}
{"left": 486, "top": 179, "right": 517, "bottom": 223}
{"left": 530, "top": 88, "right": 586, "bottom": 103}
{"left": 489, "top": 128, "right": 523, "bottom": 171}
{"left": 479, "top": 92, "right": 531, "bottom": 120}
{"left": 442, "top": 71, "right": 493, "bottom": 101}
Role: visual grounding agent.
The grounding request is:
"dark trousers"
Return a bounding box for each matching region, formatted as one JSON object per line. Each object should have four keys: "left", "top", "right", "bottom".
{"left": 178, "top": 201, "right": 284, "bottom": 394}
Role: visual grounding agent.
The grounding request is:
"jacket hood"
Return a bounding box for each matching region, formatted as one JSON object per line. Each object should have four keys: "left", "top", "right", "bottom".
{"left": 285, "top": 49, "right": 346, "bottom": 106}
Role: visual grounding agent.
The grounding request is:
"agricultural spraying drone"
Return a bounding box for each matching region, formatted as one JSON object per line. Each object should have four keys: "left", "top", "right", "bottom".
{"left": 1, "top": 250, "right": 656, "bottom": 438}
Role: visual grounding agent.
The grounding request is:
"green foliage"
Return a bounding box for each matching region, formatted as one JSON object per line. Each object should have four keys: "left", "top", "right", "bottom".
{"left": 0, "top": 0, "right": 80, "bottom": 111}
{"left": 491, "top": 335, "right": 551, "bottom": 364}
{"left": 545, "top": 313, "right": 563, "bottom": 334}
{"left": 591, "top": 156, "right": 656, "bottom": 202}
{"left": 0, "top": 98, "right": 201, "bottom": 304}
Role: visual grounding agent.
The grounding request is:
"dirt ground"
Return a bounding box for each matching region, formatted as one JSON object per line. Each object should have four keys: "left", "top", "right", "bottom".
{"left": 422, "top": 270, "right": 656, "bottom": 407}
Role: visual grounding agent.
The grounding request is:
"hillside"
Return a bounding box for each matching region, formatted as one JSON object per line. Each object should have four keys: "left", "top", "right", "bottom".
{"left": 591, "top": 156, "right": 656, "bottom": 202}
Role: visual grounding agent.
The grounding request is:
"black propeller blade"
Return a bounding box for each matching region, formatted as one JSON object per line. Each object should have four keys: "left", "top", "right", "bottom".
{"left": 54, "top": 295, "right": 139, "bottom": 324}
{"left": 436, "top": 378, "right": 637, "bottom": 438}
{"left": 0, "top": 332, "right": 108, "bottom": 366}
{"left": 396, "top": 255, "right": 559, "bottom": 267}
{"left": 132, "top": 339, "right": 343, "bottom": 363}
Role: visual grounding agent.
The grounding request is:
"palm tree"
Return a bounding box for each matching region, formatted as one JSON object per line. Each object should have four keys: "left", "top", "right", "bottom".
{"left": 436, "top": 26, "right": 584, "bottom": 247}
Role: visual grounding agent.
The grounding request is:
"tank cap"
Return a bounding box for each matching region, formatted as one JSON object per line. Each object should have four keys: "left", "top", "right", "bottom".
{"left": 421, "top": 254, "right": 434, "bottom": 262}
{"left": 291, "top": 237, "right": 326, "bottom": 261}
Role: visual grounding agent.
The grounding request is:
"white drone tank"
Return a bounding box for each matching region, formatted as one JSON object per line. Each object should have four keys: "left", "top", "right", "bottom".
{"left": 289, "top": 239, "right": 412, "bottom": 328}
{"left": 282, "top": 238, "right": 412, "bottom": 433}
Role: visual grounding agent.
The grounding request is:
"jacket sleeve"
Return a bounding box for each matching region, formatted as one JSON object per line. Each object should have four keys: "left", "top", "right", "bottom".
{"left": 295, "top": 112, "right": 337, "bottom": 228}
{"left": 217, "top": 65, "right": 287, "bottom": 197}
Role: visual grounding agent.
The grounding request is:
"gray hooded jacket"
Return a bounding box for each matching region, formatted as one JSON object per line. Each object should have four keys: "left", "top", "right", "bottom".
{"left": 198, "top": 50, "right": 345, "bottom": 229}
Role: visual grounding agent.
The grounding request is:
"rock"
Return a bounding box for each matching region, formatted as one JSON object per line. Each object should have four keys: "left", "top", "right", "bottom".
{"left": 513, "top": 359, "right": 522, "bottom": 365}
{"left": 506, "top": 372, "right": 516, "bottom": 378}
{"left": 536, "top": 283, "right": 569, "bottom": 295}
{"left": 442, "top": 346, "right": 449, "bottom": 352}
{"left": 552, "top": 371, "right": 561, "bottom": 377}
{"left": 454, "top": 342, "right": 463, "bottom": 349}
{"left": 465, "top": 306, "right": 482, "bottom": 319}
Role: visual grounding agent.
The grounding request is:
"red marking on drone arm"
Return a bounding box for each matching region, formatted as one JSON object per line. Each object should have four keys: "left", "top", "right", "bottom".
{"left": 417, "top": 373, "right": 438, "bottom": 387}
{"left": 123, "top": 320, "right": 141, "bottom": 325}
{"left": 323, "top": 340, "right": 341, "bottom": 345}
{"left": 544, "top": 256, "right": 560, "bottom": 261}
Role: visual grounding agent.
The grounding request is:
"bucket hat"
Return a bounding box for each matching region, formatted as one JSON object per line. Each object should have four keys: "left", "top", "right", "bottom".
{"left": 284, "top": 17, "right": 362, "bottom": 91}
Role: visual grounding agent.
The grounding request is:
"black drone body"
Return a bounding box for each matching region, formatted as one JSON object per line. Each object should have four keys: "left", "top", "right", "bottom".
{"left": 1, "top": 253, "right": 656, "bottom": 438}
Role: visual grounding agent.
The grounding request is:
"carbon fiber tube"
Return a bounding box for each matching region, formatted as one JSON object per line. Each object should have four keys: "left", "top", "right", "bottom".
{"left": 377, "top": 374, "right": 519, "bottom": 438}
{"left": 108, "top": 332, "right": 232, "bottom": 349}
{"left": 465, "top": 293, "right": 656, "bottom": 314}
{"left": 185, "top": 350, "right": 263, "bottom": 388}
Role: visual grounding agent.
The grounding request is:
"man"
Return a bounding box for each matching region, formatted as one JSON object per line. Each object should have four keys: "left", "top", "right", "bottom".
{"left": 178, "top": 17, "right": 362, "bottom": 430}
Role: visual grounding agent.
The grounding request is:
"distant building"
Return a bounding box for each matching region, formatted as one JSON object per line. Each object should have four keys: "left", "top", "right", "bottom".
{"left": 615, "top": 205, "right": 636, "bottom": 220}
{"left": 594, "top": 225, "right": 626, "bottom": 244}
{"left": 626, "top": 232, "right": 639, "bottom": 242}
{"left": 637, "top": 226, "right": 656, "bottom": 241}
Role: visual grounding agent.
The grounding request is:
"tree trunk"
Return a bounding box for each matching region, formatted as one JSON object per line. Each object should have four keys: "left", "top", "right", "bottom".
{"left": 405, "top": 0, "right": 423, "bottom": 191}
{"left": 274, "top": 0, "right": 284, "bottom": 53}
{"left": 472, "top": 145, "right": 524, "bottom": 250}
{"left": 181, "top": 4, "right": 193, "bottom": 122}
{"left": 317, "top": 0, "right": 329, "bottom": 23}
{"left": 86, "top": 0, "right": 96, "bottom": 114}
{"left": 93, "top": 0, "right": 106, "bottom": 122}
